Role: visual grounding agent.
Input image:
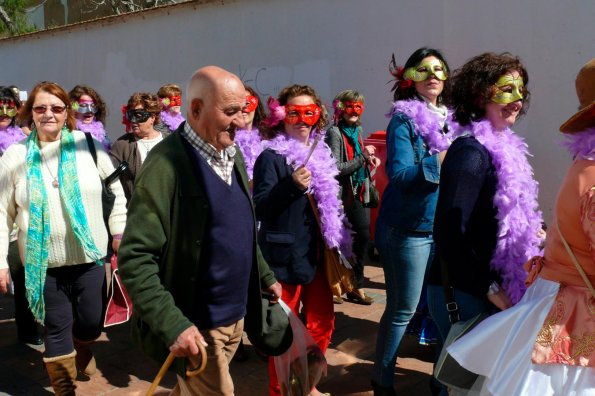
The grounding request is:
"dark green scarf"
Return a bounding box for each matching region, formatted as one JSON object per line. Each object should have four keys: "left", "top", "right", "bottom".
{"left": 339, "top": 121, "right": 366, "bottom": 188}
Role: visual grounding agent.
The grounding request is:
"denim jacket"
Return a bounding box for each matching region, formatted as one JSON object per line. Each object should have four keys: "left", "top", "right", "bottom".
{"left": 378, "top": 112, "right": 441, "bottom": 232}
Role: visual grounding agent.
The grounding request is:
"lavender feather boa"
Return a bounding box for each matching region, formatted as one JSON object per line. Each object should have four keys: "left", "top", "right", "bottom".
{"left": 0, "top": 126, "right": 26, "bottom": 153}
{"left": 234, "top": 128, "right": 265, "bottom": 180}
{"left": 387, "top": 99, "right": 455, "bottom": 154}
{"left": 76, "top": 120, "right": 111, "bottom": 151}
{"left": 265, "top": 132, "right": 354, "bottom": 257}
{"left": 560, "top": 127, "right": 595, "bottom": 160}
{"left": 160, "top": 110, "right": 185, "bottom": 132}
{"left": 456, "top": 120, "right": 543, "bottom": 303}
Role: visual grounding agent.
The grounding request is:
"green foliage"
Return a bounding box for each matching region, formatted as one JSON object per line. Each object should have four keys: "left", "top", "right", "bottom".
{"left": 0, "top": 0, "right": 36, "bottom": 37}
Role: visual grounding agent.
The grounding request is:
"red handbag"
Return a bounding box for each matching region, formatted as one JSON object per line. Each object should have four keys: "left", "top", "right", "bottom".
{"left": 104, "top": 254, "right": 133, "bottom": 327}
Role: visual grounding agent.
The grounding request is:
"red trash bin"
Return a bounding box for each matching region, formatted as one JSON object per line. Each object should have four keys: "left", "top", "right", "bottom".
{"left": 363, "top": 130, "right": 388, "bottom": 242}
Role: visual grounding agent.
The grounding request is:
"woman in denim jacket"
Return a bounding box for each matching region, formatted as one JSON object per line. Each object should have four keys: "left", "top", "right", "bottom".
{"left": 372, "top": 47, "right": 454, "bottom": 396}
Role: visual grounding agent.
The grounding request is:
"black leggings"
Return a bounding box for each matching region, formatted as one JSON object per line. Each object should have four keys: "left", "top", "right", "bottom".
{"left": 344, "top": 199, "right": 370, "bottom": 288}
{"left": 43, "top": 263, "right": 106, "bottom": 358}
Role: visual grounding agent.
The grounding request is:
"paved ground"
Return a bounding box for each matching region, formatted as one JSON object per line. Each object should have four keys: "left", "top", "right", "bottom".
{"left": 0, "top": 260, "right": 436, "bottom": 395}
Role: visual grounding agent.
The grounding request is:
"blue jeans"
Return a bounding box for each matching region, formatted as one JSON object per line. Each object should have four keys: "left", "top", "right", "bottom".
{"left": 372, "top": 220, "right": 434, "bottom": 386}
{"left": 426, "top": 284, "right": 491, "bottom": 349}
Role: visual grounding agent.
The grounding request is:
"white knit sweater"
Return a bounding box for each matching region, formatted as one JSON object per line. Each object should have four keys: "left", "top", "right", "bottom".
{"left": 0, "top": 130, "right": 127, "bottom": 270}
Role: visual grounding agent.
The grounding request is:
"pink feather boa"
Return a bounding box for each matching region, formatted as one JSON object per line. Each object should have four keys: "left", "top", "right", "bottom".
{"left": 0, "top": 126, "right": 26, "bottom": 153}
{"left": 265, "top": 132, "right": 354, "bottom": 257}
{"left": 387, "top": 99, "right": 455, "bottom": 154}
{"left": 234, "top": 128, "right": 265, "bottom": 180}
{"left": 76, "top": 120, "right": 111, "bottom": 151}
{"left": 456, "top": 120, "right": 544, "bottom": 304}
{"left": 560, "top": 127, "right": 595, "bottom": 160}
{"left": 160, "top": 110, "right": 185, "bottom": 132}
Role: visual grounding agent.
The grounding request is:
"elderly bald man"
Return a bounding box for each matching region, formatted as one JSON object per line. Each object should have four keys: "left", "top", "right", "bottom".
{"left": 119, "top": 66, "right": 282, "bottom": 395}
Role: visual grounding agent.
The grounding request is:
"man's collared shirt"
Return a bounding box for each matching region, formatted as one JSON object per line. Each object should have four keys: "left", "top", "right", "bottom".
{"left": 182, "top": 122, "right": 236, "bottom": 185}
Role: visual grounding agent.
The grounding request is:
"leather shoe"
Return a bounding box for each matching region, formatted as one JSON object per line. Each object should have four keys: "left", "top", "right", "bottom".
{"left": 346, "top": 289, "right": 374, "bottom": 305}
{"left": 371, "top": 380, "right": 396, "bottom": 396}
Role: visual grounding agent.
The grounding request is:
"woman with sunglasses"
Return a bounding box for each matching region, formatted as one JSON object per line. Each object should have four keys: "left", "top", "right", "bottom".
{"left": 110, "top": 92, "right": 166, "bottom": 203}
{"left": 372, "top": 47, "right": 455, "bottom": 396}
{"left": 325, "top": 90, "right": 379, "bottom": 305}
{"left": 155, "top": 83, "right": 184, "bottom": 135}
{"left": 254, "top": 84, "right": 352, "bottom": 396}
{"left": 69, "top": 85, "right": 111, "bottom": 151}
{"left": 0, "top": 86, "right": 43, "bottom": 347}
{"left": 0, "top": 81, "right": 127, "bottom": 394}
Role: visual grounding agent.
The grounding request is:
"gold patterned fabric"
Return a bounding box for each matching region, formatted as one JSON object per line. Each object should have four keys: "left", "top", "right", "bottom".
{"left": 532, "top": 283, "right": 595, "bottom": 366}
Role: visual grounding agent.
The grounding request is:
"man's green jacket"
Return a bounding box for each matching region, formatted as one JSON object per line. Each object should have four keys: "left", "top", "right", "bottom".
{"left": 118, "top": 130, "right": 277, "bottom": 375}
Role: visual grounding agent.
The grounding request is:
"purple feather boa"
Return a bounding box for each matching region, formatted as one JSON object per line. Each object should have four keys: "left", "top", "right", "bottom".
{"left": 387, "top": 99, "right": 455, "bottom": 154}
{"left": 266, "top": 132, "right": 354, "bottom": 258}
{"left": 160, "top": 110, "right": 185, "bottom": 132}
{"left": 76, "top": 120, "right": 111, "bottom": 151}
{"left": 0, "top": 126, "right": 26, "bottom": 153}
{"left": 234, "top": 128, "right": 265, "bottom": 180}
{"left": 457, "top": 121, "right": 543, "bottom": 304}
{"left": 560, "top": 127, "right": 595, "bottom": 160}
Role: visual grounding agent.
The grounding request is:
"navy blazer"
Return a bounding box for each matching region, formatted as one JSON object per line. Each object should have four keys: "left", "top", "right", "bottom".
{"left": 253, "top": 149, "right": 319, "bottom": 285}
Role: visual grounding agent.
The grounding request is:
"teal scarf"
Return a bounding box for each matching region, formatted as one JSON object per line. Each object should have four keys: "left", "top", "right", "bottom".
{"left": 339, "top": 121, "right": 366, "bottom": 188}
{"left": 25, "top": 128, "right": 103, "bottom": 322}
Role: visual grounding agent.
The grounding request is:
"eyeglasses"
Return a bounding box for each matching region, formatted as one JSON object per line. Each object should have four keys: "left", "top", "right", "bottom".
{"left": 32, "top": 105, "right": 67, "bottom": 114}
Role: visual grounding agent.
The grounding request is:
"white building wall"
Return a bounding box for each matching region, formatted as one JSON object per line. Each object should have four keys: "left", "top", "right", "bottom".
{"left": 1, "top": 0, "right": 594, "bottom": 220}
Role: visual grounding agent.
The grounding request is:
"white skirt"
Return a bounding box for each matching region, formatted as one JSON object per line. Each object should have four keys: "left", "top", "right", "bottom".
{"left": 447, "top": 278, "right": 595, "bottom": 396}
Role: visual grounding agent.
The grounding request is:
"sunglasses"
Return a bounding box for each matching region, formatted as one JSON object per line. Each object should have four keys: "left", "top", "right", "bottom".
{"left": 32, "top": 105, "right": 67, "bottom": 114}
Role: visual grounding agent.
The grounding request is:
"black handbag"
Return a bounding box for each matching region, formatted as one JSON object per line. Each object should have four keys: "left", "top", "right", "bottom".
{"left": 84, "top": 133, "right": 128, "bottom": 227}
{"left": 433, "top": 257, "right": 488, "bottom": 391}
{"left": 363, "top": 165, "right": 379, "bottom": 208}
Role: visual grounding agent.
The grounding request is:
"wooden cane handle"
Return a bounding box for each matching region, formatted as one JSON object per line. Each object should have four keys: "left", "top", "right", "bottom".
{"left": 185, "top": 338, "right": 207, "bottom": 377}
{"left": 145, "top": 337, "right": 208, "bottom": 395}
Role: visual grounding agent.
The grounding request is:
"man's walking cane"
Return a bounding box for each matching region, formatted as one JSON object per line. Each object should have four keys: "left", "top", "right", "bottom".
{"left": 145, "top": 338, "right": 207, "bottom": 395}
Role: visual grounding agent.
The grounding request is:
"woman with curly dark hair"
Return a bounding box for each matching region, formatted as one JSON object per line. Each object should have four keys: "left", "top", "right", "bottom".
{"left": 371, "top": 47, "right": 455, "bottom": 396}
{"left": 69, "top": 85, "right": 111, "bottom": 150}
{"left": 253, "top": 84, "right": 352, "bottom": 396}
{"left": 446, "top": 58, "right": 595, "bottom": 396}
{"left": 427, "top": 53, "right": 544, "bottom": 380}
{"left": 109, "top": 92, "right": 164, "bottom": 203}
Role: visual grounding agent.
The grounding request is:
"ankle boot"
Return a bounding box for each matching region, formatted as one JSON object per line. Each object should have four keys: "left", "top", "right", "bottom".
{"left": 371, "top": 380, "right": 397, "bottom": 396}
{"left": 74, "top": 338, "right": 97, "bottom": 376}
{"left": 44, "top": 352, "right": 77, "bottom": 396}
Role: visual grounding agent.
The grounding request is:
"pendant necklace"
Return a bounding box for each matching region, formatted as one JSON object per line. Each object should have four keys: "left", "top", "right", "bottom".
{"left": 39, "top": 148, "right": 59, "bottom": 188}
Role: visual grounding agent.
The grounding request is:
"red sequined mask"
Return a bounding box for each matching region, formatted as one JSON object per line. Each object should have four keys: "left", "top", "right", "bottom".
{"left": 244, "top": 95, "right": 259, "bottom": 113}
{"left": 343, "top": 101, "right": 364, "bottom": 116}
{"left": 284, "top": 104, "right": 321, "bottom": 126}
{"left": 162, "top": 95, "right": 182, "bottom": 108}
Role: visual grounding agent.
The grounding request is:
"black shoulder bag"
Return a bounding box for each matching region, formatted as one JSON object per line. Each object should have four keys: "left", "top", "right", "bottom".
{"left": 433, "top": 256, "right": 488, "bottom": 391}
{"left": 84, "top": 133, "right": 128, "bottom": 227}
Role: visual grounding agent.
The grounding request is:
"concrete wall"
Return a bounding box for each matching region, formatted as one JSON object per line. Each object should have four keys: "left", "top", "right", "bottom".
{"left": 1, "top": 0, "right": 594, "bottom": 220}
